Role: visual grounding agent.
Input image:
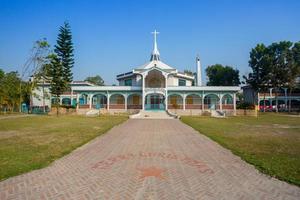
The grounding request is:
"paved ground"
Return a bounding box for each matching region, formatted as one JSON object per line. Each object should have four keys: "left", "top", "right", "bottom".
{"left": 0, "top": 119, "right": 299, "bottom": 200}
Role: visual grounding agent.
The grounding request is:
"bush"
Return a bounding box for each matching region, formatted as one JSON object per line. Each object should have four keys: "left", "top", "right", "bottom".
{"left": 237, "top": 102, "right": 255, "bottom": 110}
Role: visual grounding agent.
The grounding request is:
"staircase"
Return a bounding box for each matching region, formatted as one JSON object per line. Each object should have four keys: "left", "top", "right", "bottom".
{"left": 211, "top": 110, "right": 226, "bottom": 118}
{"left": 85, "top": 109, "right": 99, "bottom": 116}
{"left": 130, "top": 110, "right": 176, "bottom": 119}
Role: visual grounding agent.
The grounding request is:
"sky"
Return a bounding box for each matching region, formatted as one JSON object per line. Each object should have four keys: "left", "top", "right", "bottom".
{"left": 0, "top": 0, "right": 300, "bottom": 85}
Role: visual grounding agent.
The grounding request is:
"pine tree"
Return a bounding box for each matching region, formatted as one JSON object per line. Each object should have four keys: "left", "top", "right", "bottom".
{"left": 54, "top": 22, "right": 74, "bottom": 86}
{"left": 47, "top": 54, "right": 65, "bottom": 115}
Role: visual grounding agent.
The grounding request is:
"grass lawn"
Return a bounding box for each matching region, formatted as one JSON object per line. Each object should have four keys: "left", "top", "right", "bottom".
{"left": 0, "top": 115, "right": 127, "bottom": 181}
{"left": 181, "top": 113, "right": 300, "bottom": 186}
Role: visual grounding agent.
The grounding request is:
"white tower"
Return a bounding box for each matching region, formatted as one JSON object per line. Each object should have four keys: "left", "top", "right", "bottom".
{"left": 196, "top": 55, "right": 202, "bottom": 86}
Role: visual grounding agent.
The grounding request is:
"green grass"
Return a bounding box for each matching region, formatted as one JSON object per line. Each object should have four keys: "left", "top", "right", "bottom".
{"left": 181, "top": 113, "right": 300, "bottom": 186}
{"left": 0, "top": 115, "right": 128, "bottom": 180}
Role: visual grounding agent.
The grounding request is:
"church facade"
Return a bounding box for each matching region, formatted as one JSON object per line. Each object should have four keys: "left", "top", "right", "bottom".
{"left": 32, "top": 31, "right": 240, "bottom": 115}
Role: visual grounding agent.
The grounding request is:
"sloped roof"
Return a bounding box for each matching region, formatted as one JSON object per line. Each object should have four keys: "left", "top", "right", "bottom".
{"left": 135, "top": 60, "right": 175, "bottom": 70}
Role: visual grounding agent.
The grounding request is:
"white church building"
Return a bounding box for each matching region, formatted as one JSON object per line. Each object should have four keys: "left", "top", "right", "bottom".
{"left": 32, "top": 31, "right": 240, "bottom": 116}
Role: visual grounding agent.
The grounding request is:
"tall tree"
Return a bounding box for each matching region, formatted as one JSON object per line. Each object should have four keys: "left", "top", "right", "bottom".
{"left": 206, "top": 64, "right": 240, "bottom": 86}
{"left": 244, "top": 44, "right": 271, "bottom": 110}
{"left": 47, "top": 54, "right": 65, "bottom": 115}
{"left": 24, "top": 39, "right": 51, "bottom": 113}
{"left": 286, "top": 42, "right": 300, "bottom": 111}
{"left": 54, "top": 22, "right": 74, "bottom": 86}
{"left": 268, "top": 41, "right": 293, "bottom": 112}
{"left": 84, "top": 75, "right": 105, "bottom": 86}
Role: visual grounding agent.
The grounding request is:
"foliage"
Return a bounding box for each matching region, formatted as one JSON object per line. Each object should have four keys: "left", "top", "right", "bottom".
{"left": 54, "top": 22, "right": 74, "bottom": 85}
{"left": 183, "top": 69, "right": 194, "bottom": 76}
{"left": 237, "top": 102, "right": 255, "bottom": 109}
{"left": 84, "top": 75, "right": 105, "bottom": 86}
{"left": 46, "top": 54, "right": 66, "bottom": 115}
{"left": 206, "top": 64, "right": 240, "bottom": 86}
{"left": 181, "top": 113, "right": 300, "bottom": 186}
{"left": 244, "top": 41, "right": 300, "bottom": 111}
{"left": 0, "top": 70, "right": 21, "bottom": 112}
{"left": 0, "top": 115, "right": 128, "bottom": 180}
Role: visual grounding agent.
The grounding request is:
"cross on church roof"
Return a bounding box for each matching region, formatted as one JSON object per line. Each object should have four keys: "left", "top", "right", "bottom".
{"left": 150, "top": 30, "right": 160, "bottom": 61}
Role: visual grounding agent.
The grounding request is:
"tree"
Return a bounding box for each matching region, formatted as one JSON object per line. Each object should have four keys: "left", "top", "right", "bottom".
{"left": 206, "top": 64, "right": 240, "bottom": 86}
{"left": 244, "top": 44, "right": 272, "bottom": 111}
{"left": 54, "top": 22, "right": 74, "bottom": 86}
{"left": 268, "top": 41, "right": 293, "bottom": 112}
{"left": 183, "top": 69, "right": 194, "bottom": 76}
{"left": 1, "top": 71, "right": 21, "bottom": 112}
{"left": 286, "top": 42, "right": 300, "bottom": 112}
{"left": 47, "top": 54, "right": 66, "bottom": 115}
{"left": 84, "top": 75, "right": 105, "bottom": 86}
{"left": 24, "top": 39, "right": 51, "bottom": 113}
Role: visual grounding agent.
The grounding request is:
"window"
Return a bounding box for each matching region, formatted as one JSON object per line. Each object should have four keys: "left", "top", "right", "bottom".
{"left": 124, "top": 79, "right": 132, "bottom": 86}
{"left": 178, "top": 79, "right": 186, "bottom": 86}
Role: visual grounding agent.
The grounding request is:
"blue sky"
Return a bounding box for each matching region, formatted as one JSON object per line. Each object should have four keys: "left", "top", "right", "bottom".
{"left": 0, "top": 0, "right": 299, "bottom": 85}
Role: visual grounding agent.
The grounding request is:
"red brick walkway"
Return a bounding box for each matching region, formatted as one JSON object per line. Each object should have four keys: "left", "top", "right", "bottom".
{"left": 0, "top": 119, "right": 299, "bottom": 199}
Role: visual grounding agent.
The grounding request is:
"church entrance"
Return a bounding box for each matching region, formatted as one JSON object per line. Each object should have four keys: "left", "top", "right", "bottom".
{"left": 145, "top": 94, "right": 165, "bottom": 110}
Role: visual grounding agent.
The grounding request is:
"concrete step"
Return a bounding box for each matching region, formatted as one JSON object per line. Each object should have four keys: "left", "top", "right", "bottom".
{"left": 130, "top": 110, "right": 176, "bottom": 119}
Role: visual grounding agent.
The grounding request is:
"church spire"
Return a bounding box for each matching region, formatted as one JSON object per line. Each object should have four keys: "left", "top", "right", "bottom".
{"left": 150, "top": 30, "right": 160, "bottom": 61}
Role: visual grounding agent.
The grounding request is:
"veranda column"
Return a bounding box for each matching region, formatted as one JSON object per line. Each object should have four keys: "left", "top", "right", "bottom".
{"left": 107, "top": 92, "right": 110, "bottom": 111}
{"left": 233, "top": 92, "right": 237, "bottom": 116}
{"left": 183, "top": 93, "right": 186, "bottom": 110}
{"left": 142, "top": 75, "right": 145, "bottom": 110}
{"left": 165, "top": 74, "right": 168, "bottom": 111}
{"left": 76, "top": 94, "right": 79, "bottom": 111}
{"left": 89, "top": 94, "right": 92, "bottom": 109}
{"left": 219, "top": 94, "right": 223, "bottom": 111}
{"left": 125, "top": 93, "right": 128, "bottom": 111}
{"left": 202, "top": 91, "right": 204, "bottom": 112}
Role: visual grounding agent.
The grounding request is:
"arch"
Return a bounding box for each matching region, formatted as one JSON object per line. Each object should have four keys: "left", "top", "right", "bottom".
{"left": 92, "top": 94, "right": 107, "bottom": 109}
{"left": 145, "top": 93, "right": 165, "bottom": 110}
{"left": 79, "top": 93, "right": 89, "bottom": 109}
{"left": 222, "top": 94, "right": 233, "bottom": 109}
{"left": 51, "top": 97, "right": 60, "bottom": 105}
{"left": 62, "top": 98, "right": 71, "bottom": 105}
{"left": 185, "top": 94, "right": 202, "bottom": 109}
{"left": 145, "top": 69, "right": 166, "bottom": 88}
{"left": 168, "top": 94, "right": 183, "bottom": 109}
{"left": 109, "top": 94, "right": 125, "bottom": 109}
{"left": 204, "top": 94, "right": 220, "bottom": 110}
{"left": 127, "top": 93, "right": 142, "bottom": 109}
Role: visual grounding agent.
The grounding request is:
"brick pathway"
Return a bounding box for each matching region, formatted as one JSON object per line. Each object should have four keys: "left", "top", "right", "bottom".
{"left": 0, "top": 119, "right": 299, "bottom": 199}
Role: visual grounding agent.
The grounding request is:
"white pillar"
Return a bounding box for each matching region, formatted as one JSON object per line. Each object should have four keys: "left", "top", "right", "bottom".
{"left": 233, "top": 93, "right": 237, "bottom": 116}
{"left": 142, "top": 75, "right": 145, "bottom": 110}
{"left": 76, "top": 94, "right": 79, "bottom": 111}
{"left": 71, "top": 89, "right": 73, "bottom": 106}
{"left": 219, "top": 94, "right": 222, "bottom": 111}
{"left": 202, "top": 91, "right": 205, "bottom": 111}
{"left": 183, "top": 93, "right": 186, "bottom": 110}
{"left": 165, "top": 74, "right": 168, "bottom": 110}
{"left": 125, "top": 94, "right": 128, "bottom": 110}
{"left": 89, "top": 94, "right": 92, "bottom": 109}
{"left": 107, "top": 93, "right": 110, "bottom": 111}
